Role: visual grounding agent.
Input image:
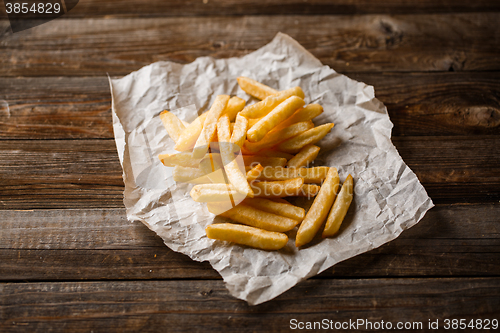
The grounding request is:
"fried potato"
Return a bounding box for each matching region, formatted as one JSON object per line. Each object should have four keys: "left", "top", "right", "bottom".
{"left": 222, "top": 96, "right": 246, "bottom": 122}
{"left": 273, "top": 104, "right": 323, "bottom": 132}
{"left": 277, "top": 123, "right": 334, "bottom": 153}
{"left": 205, "top": 223, "right": 288, "bottom": 250}
{"left": 192, "top": 95, "right": 230, "bottom": 158}
{"left": 199, "top": 153, "right": 226, "bottom": 184}
{"left": 322, "top": 174, "right": 354, "bottom": 238}
{"left": 243, "top": 121, "right": 314, "bottom": 153}
{"left": 251, "top": 178, "right": 304, "bottom": 198}
{"left": 237, "top": 77, "right": 278, "bottom": 100}
{"left": 243, "top": 155, "right": 287, "bottom": 168}
{"left": 217, "top": 115, "right": 254, "bottom": 197}
{"left": 230, "top": 114, "right": 248, "bottom": 148}
{"left": 296, "top": 167, "right": 339, "bottom": 247}
{"left": 257, "top": 166, "right": 329, "bottom": 184}
{"left": 246, "top": 164, "right": 264, "bottom": 182}
{"left": 286, "top": 144, "right": 321, "bottom": 168}
{"left": 190, "top": 183, "right": 246, "bottom": 203}
{"left": 247, "top": 117, "right": 262, "bottom": 128}
{"left": 243, "top": 197, "right": 305, "bottom": 221}
{"left": 209, "top": 203, "right": 300, "bottom": 232}
{"left": 172, "top": 165, "right": 214, "bottom": 184}
{"left": 247, "top": 96, "right": 305, "bottom": 142}
{"left": 174, "top": 112, "right": 208, "bottom": 151}
{"left": 158, "top": 152, "right": 201, "bottom": 168}
{"left": 250, "top": 149, "right": 294, "bottom": 160}
{"left": 240, "top": 86, "right": 305, "bottom": 119}
{"left": 159, "top": 110, "right": 186, "bottom": 143}
{"left": 289, "top": 184, "right": 321, "bottom": 197}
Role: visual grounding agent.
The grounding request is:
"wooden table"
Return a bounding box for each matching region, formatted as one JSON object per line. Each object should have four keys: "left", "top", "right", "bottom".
{"left": 1, "top": 1, "right": 499, "bottom": 331}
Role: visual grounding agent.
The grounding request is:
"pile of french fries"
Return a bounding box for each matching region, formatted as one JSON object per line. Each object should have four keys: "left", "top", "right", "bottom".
{"left": 158, "top": 77, "right": 353, "bottom": 250}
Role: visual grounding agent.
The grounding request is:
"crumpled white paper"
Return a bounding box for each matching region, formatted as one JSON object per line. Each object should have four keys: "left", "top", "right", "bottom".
{"left": 109, "top": 33, "right": 434, "bottom": 305}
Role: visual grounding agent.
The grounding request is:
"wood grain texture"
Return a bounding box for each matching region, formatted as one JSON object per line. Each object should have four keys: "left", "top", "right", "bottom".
{"left": 1, "top": 137, "right": 498, "bottom": 209}
{"left": 1, "top": 13, "right": 499, "bottom": 76}
{"left": 1, "top": 73, "right": 499, "bottom": 139}
{"left": 0, "top": 204, "right": 498, "bottom": 281}
{"left": 1, "top": 278, "right": 499, "bottom": 332}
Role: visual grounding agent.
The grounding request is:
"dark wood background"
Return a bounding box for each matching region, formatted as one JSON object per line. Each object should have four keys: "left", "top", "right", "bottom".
{"left": 0, "top": 1, "right": 499, "bottom": 331}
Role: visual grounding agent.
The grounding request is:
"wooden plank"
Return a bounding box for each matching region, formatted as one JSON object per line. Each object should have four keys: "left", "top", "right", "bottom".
{"left": 1, "top": 137, "right": 498, "bottom": 209}
{"left": 1, "top": 278, "right": 499, "bottom": 332}
{"left": 1, "top": 73, "right": 499, "bottom": 139}
{"left": 0, "top": 204, "right": 498, "bottom": 280}
{"left": 1, "top": 13, "right": 499, "bottom": 76}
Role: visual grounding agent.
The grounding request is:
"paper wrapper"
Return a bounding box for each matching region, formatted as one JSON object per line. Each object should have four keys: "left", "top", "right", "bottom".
{"left": 109, "top": 33, "right": 434, "bottom": 305}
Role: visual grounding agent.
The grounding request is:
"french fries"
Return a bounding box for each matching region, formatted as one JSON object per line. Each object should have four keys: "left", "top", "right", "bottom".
{"left": 222, "top": 96, "right": 246, "bottom": 122}
{"left": 243, "top": 155, "right": 287, "bottom": 168}
{"left": 243, "top": 197, "right": 305, "bottom": 221}
{"left": 217, "top": 116, "right": 254, "bottom": 197}
{"left": 247, "top": 96, "right": 305, "bottom": 142}
{"left": 287, "top": 144, "right": 321, "bottom": 168}
{"left": 257, "top": 166, "right": 329, "bottom": 184}
{"left": 240, "top": 86, "right": 304, "bottom": 119}
{"left": 159, "top": 152, "right": 201, "bottom": 168}
{"left": 278, "top": 123, "right": 334, "bottom": 153}
{"left": 230, "top": 114, "right": 248, "bottom": 149}
{"left": 158, "top": 76, "right": 356, "bottom": 251}
{"left": 243, "top": 121, "right": 314, "bottom": 153}
{"left": 322, "top": 174, "right": 354, "bottom": 237}
{"left": 174, "top": 112, "right": 208, "bottom": 151}
{"left": 172, "top": 165, "right": 214, "bottom": 184}
{"left": 295, "top": 168, "right": 339, "bottom": 247}
{"left": 159, "top": 110, "right": 186, "bottom": 143}
{"left": 251, "top": 178, "right": 304, "bottom": 198}
{"left": 192, "top": 95, "right": 230, "bottom": 158}
{"left": 237, "top": 77, "right": 278, "bottom": 100}
{"left": 246, "top": 164, "right": 264, "bottom": 182}
{"left": 206, "top": 223, "right": 288, "bottom": 250}
{"left": 209, "top": 203, "right": 300, "bottom": 232}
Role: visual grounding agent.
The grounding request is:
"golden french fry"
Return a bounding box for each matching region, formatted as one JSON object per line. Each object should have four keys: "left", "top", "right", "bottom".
{"left": 240, "top": 86, "right": 305, "bottom": 119}
{"left": 158, "top": 152, "right": 201, "bottom": 168}
{"left": 243, "top": 197, "right": 305, "bottom": 221}
{"left": 174, "top": 112, "right": 208, "bottom": 151}
{"left": 290, "top": 184, "right": 321, "bottom": 197}
{"left": 295, "top": 168, "right": 340, "bottom": 247}
{"left": 237, "top": 77, "right": 278, "bottom": 100}
{"left": 257, "top": 166, "right": 329, "bottom": 184}
{"left": 172, "top": 166, "right": 214, "bottom": 184}
{"left": 243, "top": 121, "right": 314, "bottom": 153}
{"left": 246, "top": 164, "right": 264, "bottom": 182}
{"left": 205, "top": 223, "right": 288, "bottom": 250}
{"left": 247, "top": 117, "right": 261, "bottom": 128}
{"left": 230, "top": 114, "right": 248, "bottom": 148}
{"left": 159, "top": 110, "right": 186, "bottom": 143}
{"left": 217, "top": 115, "right": 254, "bottom": 197}
{"left": 273, "top": 104, "right": 323, "bottom": 132}
{"left": 210, "top": 203, "right": 300, "bottom": 232}
{"left": 286, "top": 144, "right": 321, "bottom": 168}
{"left": 322, "top": 174, "right": 354, "bottom": 237}
{"left": 192, "top": 95, "right": 230, "bottom": 158}
{"left": 251, "top": 178, "right": 304, "bottom": 198}
{"left": 243, "top": 155, "right": 287, "bottom": 168}
{"left": 222, "top": 96, "right": 246, "bottom": 122}
{"left": 190, "top": 184, "right": 246, "bottom": 203}
{"left": 250, "top": 149, "right": 294, "bottom": 160}
{"left": 199, "top": 153, "right": 227, "bottom": 184}
{"left": 247, "top": 96, "right": 305, "bottom": 142}
{"left": 181, "top": 119, "right": 190, "bottom": 127}
{"left": 277, "top": 123, "right": 334, "bottom": 153}
{"left": 269, "top": 197, "right": 290, "bottom": 204}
